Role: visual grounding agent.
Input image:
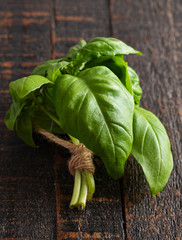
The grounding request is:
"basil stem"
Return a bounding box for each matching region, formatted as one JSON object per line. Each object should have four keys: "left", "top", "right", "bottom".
{"left": 77, "top": 171, "right": 88, "bottom": 210}
{"left": 40, "top": 106, "right": 60, "bottom": 126}
{"left": 69, "top": 170, "right": 82, "bottom": 209}
{"left": 85, "top": 170, "right": 95, "bottom": 200}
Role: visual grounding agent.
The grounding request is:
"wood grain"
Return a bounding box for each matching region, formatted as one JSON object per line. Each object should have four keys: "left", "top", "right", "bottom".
{"left": 0, "top": 0, "right": 181, "bottom": 239}
{"left": 111, "top": 0, "right": 182, "bottom": 239}
{"left": 53, "top": 0, "right": 111, "bottom": 57}
{"left": 55, "top": 151, "right": 124, "bottom": 240}
{"left": 0, "top": 0, "right": 57, "bottom": 239}
{"left": 53, "top": 0, "right": 125, "bottom": 238}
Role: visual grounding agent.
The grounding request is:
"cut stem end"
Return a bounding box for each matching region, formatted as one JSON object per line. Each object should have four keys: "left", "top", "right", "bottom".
{"left": 69, "top": 170, "right": 95, "bottom": 210}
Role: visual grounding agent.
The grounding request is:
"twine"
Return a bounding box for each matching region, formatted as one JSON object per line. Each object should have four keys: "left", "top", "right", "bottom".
{"left": 35, "top": 127, "right": 95, "bottom": 176}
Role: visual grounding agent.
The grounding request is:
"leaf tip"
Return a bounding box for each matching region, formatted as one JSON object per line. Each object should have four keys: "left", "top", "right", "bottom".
{"left": 137, "top": 51, "right": 143, "bottom": 56}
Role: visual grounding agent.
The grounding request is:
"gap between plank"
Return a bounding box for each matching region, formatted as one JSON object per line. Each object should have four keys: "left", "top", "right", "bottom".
{"left": 120, "top": 178, "right": 128, "bottom": 240}
{"left": 108, "top": 0, "right": 127, "bottom": 238}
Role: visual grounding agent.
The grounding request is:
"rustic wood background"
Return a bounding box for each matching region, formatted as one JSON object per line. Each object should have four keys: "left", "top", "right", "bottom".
{"left": 0, "top": 0, "right": 181, "bottom": 239}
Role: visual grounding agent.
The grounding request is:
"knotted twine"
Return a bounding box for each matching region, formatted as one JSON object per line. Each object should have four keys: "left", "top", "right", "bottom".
{"left": 35, "top": 127, "right": 95, "bottom": 176}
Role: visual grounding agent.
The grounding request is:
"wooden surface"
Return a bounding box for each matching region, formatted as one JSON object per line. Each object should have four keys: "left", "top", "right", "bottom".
{"left": 0, "top": 0, "right": 181, "bottom": 239}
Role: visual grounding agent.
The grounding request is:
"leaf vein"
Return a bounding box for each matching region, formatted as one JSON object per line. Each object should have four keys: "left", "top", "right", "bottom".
{"left": 111, "top": 121, "right": 131, "bottom": 138}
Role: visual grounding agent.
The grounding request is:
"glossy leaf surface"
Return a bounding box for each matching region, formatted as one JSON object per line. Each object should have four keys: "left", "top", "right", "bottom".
{"left": 128, "top": 66, "right": 143, "bottom": 105}
{"left": 9, "top": 75, "right": 52, "bottom": 101}
{"left": 73, "top": 37, "right": 142, "bottom": 65}
{"left": 5, "top": 101, "right": 25, "bottom": 130}
{"left": 47, "top": 61, "right": 70, "bottom": 82}
{"left": 85, "top": 56, "right": 133, "bottom": 94}
{"left": 132, "top": 107, "right": 173, "bottom": 195}
{"left": 16, "top": 110, "right": 35, "bottom": 147}
{"left": 54, "top": 66, "right": 134, "bottom": 179}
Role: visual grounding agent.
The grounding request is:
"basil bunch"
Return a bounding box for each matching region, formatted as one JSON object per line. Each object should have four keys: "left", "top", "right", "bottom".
{"left": 5, "top": 37, "right": 173, "bottom": 203}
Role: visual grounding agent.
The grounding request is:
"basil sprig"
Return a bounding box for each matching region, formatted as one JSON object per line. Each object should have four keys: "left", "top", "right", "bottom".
{"left": 5, "top": 37, "right": 173, "bottom": 208}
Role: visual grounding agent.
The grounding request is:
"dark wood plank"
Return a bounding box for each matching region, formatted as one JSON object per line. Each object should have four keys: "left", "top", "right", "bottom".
{"left": 1, "top": 0, "right": 181, "bottom": 239}
{"left": 53, "top": 0, "right": 125, "bottom": 239}
{"left": 55, "top": 152, "right": 124, "bottom": 240}
{"left": 53, "top": 0, "right": 112, "bottom": 57}
{"left": 111, "top": 0, "right": 182, "bottom": 239}
{"left": 0, "top": 0, "right": 57, "bottom": 239}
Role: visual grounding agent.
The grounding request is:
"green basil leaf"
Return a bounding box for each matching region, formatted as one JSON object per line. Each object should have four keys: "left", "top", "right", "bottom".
{"left": 31, "top": 59, "right": 59, "bottom": 76}
{"left": 67, "top": 40, "right": 87, "bottom": 58}
{"left": 16, "top": 110, "right": 36, "bottom": 147}
{"left": 47, "top": 63, "right": 62, "bottom": 82}
{"left": 31, "top": 110, "right": 64, "bottom": 134}
{"left": 85, "top": 56, "right": 133, "bottom": 95}
{"left": 9, "top": 75, "right": 52, "bottom": 101}
{"left": 128, "top": 66, "right": 142, "bottom": 105}
{"left": 73, "top": 37, "right": 142, "bottom": 65}
{"left": 5, "top": 101, "right": 26, "bottom": 130}
{"left": 132, "top": 107, "right": 173, "bottom": 196}
{"left": 47, "top": 61, "right": 70, "bottom": 82}
{"left": 42, "top": 87, "right": 55, "bottom": 109}
{"left": 53, "top": 66, "right": 134, "bottom": 179}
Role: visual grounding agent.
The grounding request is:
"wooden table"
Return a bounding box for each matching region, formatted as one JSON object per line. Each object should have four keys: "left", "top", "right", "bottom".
{"left": 0, "top": 0, "right": 181, "bottom": 239}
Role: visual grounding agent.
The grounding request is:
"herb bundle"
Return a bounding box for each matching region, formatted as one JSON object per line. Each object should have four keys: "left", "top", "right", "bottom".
{"left": 5, "top": 37, "right": 173, "bottom": 209}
